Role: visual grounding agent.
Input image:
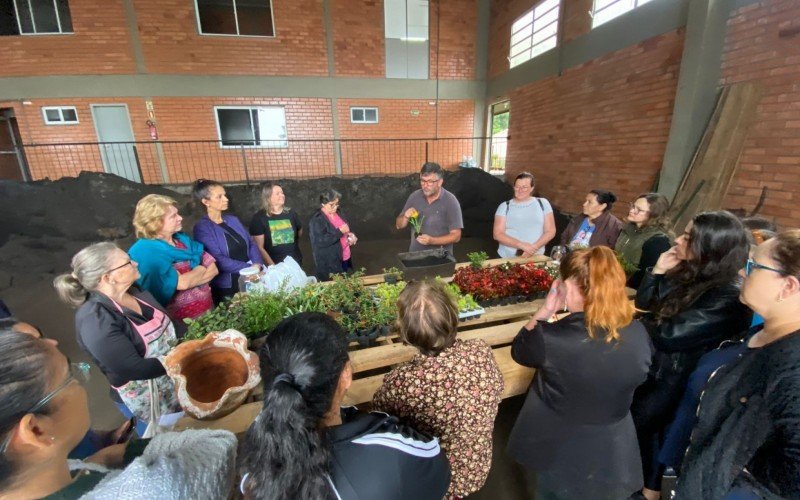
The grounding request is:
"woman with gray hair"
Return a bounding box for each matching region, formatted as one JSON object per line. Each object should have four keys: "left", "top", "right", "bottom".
{"left": 309, "top": 188, "right": 357, "bottom": 281}
{"left": 54, "top": 242, "right": 180, "bottom": 436}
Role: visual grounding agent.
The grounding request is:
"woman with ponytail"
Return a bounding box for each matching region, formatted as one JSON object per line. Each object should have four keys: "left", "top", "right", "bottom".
{"left": 507, "top": 246, "right": 652, "bottom": 499}
{"left": 238, "top": 312, "right": 451, "bottom": 500}
{"left": 54, "top": 242, "right": 180, "bottom": 436}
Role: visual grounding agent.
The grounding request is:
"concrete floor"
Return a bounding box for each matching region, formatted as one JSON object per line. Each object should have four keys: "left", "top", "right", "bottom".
{"left": 6, "top": 235, "right": 534, "bottom": 498}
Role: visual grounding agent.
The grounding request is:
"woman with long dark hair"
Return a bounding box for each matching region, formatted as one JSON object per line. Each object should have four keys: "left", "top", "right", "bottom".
{"left": 615, "top": 193, "right": 673, "bottom": 289}
{"left": 238, "top": 312, "right": 450, "bottom": 500}
{"left": 631, "top": 210, "right": 753, "bottom": 500}
{"left": 508, "top": 246, "right": 652, "bottom": 498}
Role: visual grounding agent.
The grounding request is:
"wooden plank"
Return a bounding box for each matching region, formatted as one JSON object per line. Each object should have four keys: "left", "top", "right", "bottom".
{"left": 344, "top": 345, "right": 535, "bottom": 406}
{"left": 454, "top": 255, "right": 550, "bottom": 269}
{"left": 670, "top": 82, "right": 764, "bottom": 232}
{"left": 349, "top": 320, "right": 527, "bottom": 373}
{"left": 174, "top": 401, "right": 261, "bottom": 433}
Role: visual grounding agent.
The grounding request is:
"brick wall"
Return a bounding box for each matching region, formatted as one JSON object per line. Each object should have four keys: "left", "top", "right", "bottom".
{"left": 332, "top": 0, "right": 385, "bottom": 77}
{"left": 488, "top": 0, "right": 594, "bottom": 80}
{"left": 488, "top": 0, "right": 537, "bottom": 80}
{"left": 429, "top": 0, "right": 477, "bottom": 80}
{"left": 720, "top": 0, "right": 800, "bottom": 228}
{"left": 337, "top": 98, "right": 474, "bottom": 175}
{"left": 5, "top": 97, "right": 159, "bottom": 182}
{"left": 9, "top": 96, "right": 475, "bottom": 182}
{"left": 0, "top": 0, "right": 135, "bottom": 76}
{"left": 503, "top": 29, "right": 685, "bottom": 219}
{"left": 134, "top": 0, "right": 329, "bottom": 75}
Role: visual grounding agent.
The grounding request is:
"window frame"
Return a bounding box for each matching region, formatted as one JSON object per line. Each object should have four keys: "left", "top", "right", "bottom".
{"left": 508, "top": 0, "right": 560, "bottom": 69}
{"left": 11, "top": 0, "right": 74, "bottom": 36}
{"left": 349, "top": 107, "right": 379, "bottom": 124}
{"left": 213, "top": 105, "right": 288, "bottom": 149}
{"left": 591, "top": 0, "right": 653, "bottom": 28}
{"left": 193, "top": 0, "right": 276, "bottom": 38}
{"left": 41, "top": 106, "right": 79, "bottom": 125}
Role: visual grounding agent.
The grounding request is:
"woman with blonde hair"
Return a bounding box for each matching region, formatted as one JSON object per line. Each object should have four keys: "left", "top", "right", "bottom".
{"left": 508, "top": 246, "right": 652, "bottom": 499}
{"left": 128, "top": 194, "right": 217, "bottom": 322}
{"left": 373, "top": 280, "right": 503, "bottom": 498}
{"left": 249, "top": 182, "right": 303, "bottom": 266}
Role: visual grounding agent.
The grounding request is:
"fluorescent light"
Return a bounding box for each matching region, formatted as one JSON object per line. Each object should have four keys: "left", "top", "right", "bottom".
{"left": 400, "top": 36, "right": 428, "bottom": 42}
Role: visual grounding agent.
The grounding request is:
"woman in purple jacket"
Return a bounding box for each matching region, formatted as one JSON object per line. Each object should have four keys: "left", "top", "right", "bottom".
{"left": 192, "top": 179, "right": 264, "bottom": 303}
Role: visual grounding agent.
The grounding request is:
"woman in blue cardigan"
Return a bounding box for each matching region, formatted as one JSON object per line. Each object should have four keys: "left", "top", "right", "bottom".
{"left": 192, "top": 179, "right": 264, "bottom": 303}
{"left": 128, "top": 194, "right": 218, "bottom": 322}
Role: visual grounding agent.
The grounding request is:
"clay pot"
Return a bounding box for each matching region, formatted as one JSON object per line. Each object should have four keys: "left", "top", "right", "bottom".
{"left": 165, "top": 329, "right": 261, "bottom": 420}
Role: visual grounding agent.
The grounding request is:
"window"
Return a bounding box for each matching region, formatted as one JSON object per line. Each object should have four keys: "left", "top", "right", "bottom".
{"left": 0, "top": 0, "right": 73, "bottom": 36}
{"left": 384, "top": 0, "right": 429, "bottom": 79}
{"left": 215, "top": 106, "right": 287, "bottom": 148}
{"left": 509, "top": 0, "right": 560, "bottom": 69}
{"left": 591, "top": 0, "right": 654, "bottom": 28}
{"left": 194, "top": 0, "right": 274, "bottom": 37}
{"left": 350, "top": 107, "right": 379, "bottom": 124}
{"left": 42, "top": 106, "right": 78, "bottom": 125}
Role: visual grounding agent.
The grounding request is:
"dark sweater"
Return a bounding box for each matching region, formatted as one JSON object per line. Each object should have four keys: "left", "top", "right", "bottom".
{"left": 74, "top": 289, "right": 179, "bottom": 388}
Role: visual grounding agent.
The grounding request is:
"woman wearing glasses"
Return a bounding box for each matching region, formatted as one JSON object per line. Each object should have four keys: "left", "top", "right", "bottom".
{"left": 309, "top": 188, "right": 357, "bottom": 281}
{"left": 493, "top": 172, "right": 556, "bottom": 257}
{"left": 54, "top": 242, "right": 180, "bottom": 437}
{"left": 0, "top": 332, "right": 237, "bottom": 498}
{"left": 676, "top": 230, "right": 800, "bottom": 498}
{"left": 614, "top": 193, "right": 673, "bottom": 289}
{"left": 630, "top": 211, "right": 752, "bottom": 500}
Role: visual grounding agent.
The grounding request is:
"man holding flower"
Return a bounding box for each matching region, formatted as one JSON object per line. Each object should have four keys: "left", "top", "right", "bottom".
{"left": 396, "top": 162, "right": 464, "bottom": 255}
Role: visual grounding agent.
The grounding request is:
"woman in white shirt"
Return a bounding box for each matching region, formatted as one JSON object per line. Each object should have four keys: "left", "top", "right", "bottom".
{"left": 493, "top": 172, "right": 556, "bottom": 257}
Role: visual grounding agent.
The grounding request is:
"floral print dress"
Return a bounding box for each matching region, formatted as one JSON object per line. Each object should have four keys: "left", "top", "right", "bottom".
{"left": 373, "top": 339, "right": 504, "bottom": 498}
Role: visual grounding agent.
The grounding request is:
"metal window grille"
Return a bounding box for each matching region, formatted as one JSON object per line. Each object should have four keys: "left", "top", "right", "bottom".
{"left": 508, "top": 0, "right": 560, "bottom": 69}
{"left": 591, "top": 0, "right": 654, "bottom": 28}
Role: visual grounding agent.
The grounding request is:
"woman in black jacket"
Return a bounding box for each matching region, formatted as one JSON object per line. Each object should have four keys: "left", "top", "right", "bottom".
{"left": 631, "top": 211, "right": 752, "bottom": 500}
{"left": 54, "top": 242, "right": 181, "bottom": 436}
{"left": 238, "top": 312, "right": 451, "bottom": 499}
{"left": 509, "top": 247, "right": 652, "bottom": 499}
{"left": 677, "top": 230, "right": 800, "bottom": 499}
{"left": 309, "top": 189, "right": 358, "bottom": 281}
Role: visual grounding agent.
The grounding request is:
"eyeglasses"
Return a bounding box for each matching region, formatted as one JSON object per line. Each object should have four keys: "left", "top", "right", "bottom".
{"left": 514, "top": 185, "right": 533, "bottom": 191}
{"left": 0, "top": 362, "right": 90, "bottom": 455}
{"left": 420, "top": 178, "right": 440, "bottom": 185}
{"left": 744, "top": 258, "right": 785, "bottom": 277}
{"left": 628, "top": 203, "right": 650, "bottom": 215}
{"left": 326, "top": 201, "right": 340, "bottom": 208}
{"left": 107, "top": 260, "right": 133, "bottom": 273}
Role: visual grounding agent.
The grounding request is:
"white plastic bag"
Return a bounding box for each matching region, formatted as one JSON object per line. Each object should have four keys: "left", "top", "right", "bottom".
{"left": 261, "top": 256, "right": 311, "bottom": 292}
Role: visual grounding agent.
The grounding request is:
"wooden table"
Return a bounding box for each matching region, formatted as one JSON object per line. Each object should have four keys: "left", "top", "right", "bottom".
{"left": 174, "top": 257, "right": 629, "bottom": 434}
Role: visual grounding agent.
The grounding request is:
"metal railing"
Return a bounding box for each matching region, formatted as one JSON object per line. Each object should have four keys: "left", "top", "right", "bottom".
{"left": 20, "top": 137, "right": 490, "bottom": 184}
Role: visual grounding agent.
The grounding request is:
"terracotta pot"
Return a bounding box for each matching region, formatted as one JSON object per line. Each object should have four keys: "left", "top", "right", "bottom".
{"left": 165, "top": 329, "right": 261, "bottom": 420}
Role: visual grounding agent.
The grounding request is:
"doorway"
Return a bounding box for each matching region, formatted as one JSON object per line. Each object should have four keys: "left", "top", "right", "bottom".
{"left": 91, "top": 104, "right": 141, "bottom": 182}
{"left": 0, "top": 109, "right": 30, "bottom": 181}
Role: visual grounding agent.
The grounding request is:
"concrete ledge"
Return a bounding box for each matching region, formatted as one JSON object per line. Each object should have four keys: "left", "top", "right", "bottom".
{"left": 0, "top": 75, "right": 484, "bottom": 100}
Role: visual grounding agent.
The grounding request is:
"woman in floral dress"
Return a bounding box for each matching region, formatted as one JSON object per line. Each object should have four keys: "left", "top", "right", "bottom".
{"left": 373, "top": 280, "right": 504, "bottom": 498}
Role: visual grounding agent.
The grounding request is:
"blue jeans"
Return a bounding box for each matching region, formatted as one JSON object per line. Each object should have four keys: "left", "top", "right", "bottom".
{"left": 114, "top": 401, "right": 149, "bottom": 438}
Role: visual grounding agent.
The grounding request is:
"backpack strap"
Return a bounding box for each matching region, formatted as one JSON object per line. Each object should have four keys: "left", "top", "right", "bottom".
{"left": 506, "top": 198, "right": 545, "bottom": 215}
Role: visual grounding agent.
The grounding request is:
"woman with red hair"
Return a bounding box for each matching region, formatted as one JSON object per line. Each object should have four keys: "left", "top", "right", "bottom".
{"left": 507, "top": 246, "right": 652, "bottom": 499}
